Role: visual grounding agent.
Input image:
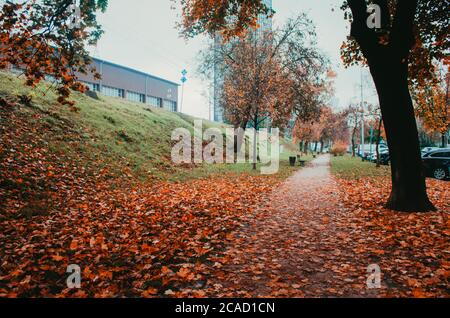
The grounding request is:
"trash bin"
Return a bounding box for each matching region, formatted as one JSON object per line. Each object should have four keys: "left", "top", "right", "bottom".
{"left": 289, "top": 156, "right": 296, "bottom": 166}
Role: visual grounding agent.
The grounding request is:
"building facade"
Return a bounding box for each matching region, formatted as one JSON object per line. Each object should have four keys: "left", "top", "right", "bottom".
{"left": 213, "top": 0, "right": 273, "bottom": 123}
{"left": 76, "top": 58, "right": 179, "bottom": 112}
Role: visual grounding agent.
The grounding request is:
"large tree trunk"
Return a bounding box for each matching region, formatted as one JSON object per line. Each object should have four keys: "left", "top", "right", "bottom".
{"left": 234, "top": 120, "right": 248, "bottom": 157}
{"left": 442, "top": 134, "right": 447, "bottom": 148}
{"left": 252, "top": 115, "right": 258, "bottom": 170}
{"left": 351, "top": 138, "right": 356, "bottom": 157}
{"left": 369, "top": 60, "right": 435, "bottom": 211}
{"left": 351, "top": 126, "right": 357, "bottom": 157}
{"left": 348, "top": 0, "right": 435, "bottom": 212}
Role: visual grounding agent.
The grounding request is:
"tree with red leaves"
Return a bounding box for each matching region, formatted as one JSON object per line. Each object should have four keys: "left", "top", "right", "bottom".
{"left": 180, "top": 0, "right": 449, "bottom": 212}
{"left": 0, "top": 0, "right": 108, "bottom": 106}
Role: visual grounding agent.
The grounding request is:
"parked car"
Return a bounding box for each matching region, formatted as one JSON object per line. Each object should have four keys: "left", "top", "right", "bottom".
{"left": 421, "top": 147, "right": 440, "bottom": 156}
{"left": 422, "top": 149, "right": 450, "bottom": 180}
{"left": 378, "top": 152, "right": 390, "bottom": 165}
{"left": 367, "top": 153, "right": 377, "bottom": 162}
{"left": 368, "top": 150, "right": 390, "bottom": 165}
{"left": 357, "top": 143, "right": 387, "bottom": 158}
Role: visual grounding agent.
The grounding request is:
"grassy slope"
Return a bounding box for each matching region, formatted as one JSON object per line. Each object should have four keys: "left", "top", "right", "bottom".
{"left": 0, "top": 71, "right": 303, "bottom": 182}
{"left": 331, "top": 155, "right": 390, "bottom": 180}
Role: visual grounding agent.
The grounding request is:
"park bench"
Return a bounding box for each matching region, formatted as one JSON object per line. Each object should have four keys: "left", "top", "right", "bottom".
{"left": 291, "top": 155, "right": 306, "bottom": 167}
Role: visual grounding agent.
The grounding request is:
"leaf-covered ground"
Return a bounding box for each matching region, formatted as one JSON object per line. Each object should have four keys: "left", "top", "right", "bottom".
{"left": 1, "top": 97, "right": 448, "bottom": 297}
{"left": 0, "top": 101, "right": 282, "bottom": 297}
{"left": 203, "top": 156, "right": 449, "bottom": 297}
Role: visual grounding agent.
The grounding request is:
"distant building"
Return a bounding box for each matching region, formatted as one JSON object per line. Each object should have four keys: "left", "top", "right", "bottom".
{"left": 77, "top": 58, "right": 179, "bottom": 112}
{"left": 9, "top": 57, "right": 179, "bottom": 112}
{"left": 213, "top": 0, "right": 273, "bottom": 123}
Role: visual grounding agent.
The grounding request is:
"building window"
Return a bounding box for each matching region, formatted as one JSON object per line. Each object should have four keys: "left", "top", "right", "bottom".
{"left": 10, "top": 65, "right": 24, "bottom": 74}
{"left": 162, "top": 99, "right": 177, "bottom": 112}
{"left": 101, "top": 85, "right": 124, "bottom": 98}
{"left": 146, "top": 95, "right": 161, "bottom": 107}
{"left": 127, "top": 91, "right": 145, "bottom": 103}
{"left": 44, "top": 74, "right": 57, "bottom": 83}
{"left": 82, "top": 82, "right": 100, "bottom": 92}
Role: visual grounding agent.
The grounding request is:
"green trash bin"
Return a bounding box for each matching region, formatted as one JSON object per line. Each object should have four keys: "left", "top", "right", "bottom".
{"left": 289, "top": 156, "right": 296, "bottom": 166}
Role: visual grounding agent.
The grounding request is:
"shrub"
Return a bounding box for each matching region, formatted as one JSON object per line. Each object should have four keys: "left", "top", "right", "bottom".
{"left": 330, "top": 142, "right": 347, "bottom": 157}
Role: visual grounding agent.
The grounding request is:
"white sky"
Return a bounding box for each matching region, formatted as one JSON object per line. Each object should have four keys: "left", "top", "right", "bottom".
{"left": 88, "top": 0, "right": 378, "bottom": 120}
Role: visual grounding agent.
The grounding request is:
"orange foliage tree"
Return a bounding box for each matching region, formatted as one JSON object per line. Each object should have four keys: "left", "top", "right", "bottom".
{"left": 197, "top": 14, "right": 328, "bottom": 169}
{"left": 294, "top": 107, "right": 349, "bottom": 155}
{"left": 180, "top": 0, "right": 449, "bottom": 211}
{"left": 413, "top": 70, "right": 449, "bottom": 147}
{"left": 0, "top": 0, "right": 108, "bottom": 106}
{"left": 178, "top": 0, "right": 271, "bottom": 41}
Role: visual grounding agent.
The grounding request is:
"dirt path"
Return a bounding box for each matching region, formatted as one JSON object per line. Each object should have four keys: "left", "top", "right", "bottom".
{"left": 208, "top": 155, "right": 379, "bottom": 297}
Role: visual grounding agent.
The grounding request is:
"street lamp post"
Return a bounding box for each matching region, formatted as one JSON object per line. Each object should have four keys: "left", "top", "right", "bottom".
{"left": 180, "top": 69, "right": 187, "bottom": 113}
{"left": 445, "top": 72, "right": 449, "bottom": 147}
{"left": 360, "top": 69, "right": 365, "bottom": 160}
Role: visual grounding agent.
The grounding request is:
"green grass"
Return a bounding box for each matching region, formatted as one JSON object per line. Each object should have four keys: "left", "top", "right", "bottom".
{"left": 175, "top": 153, "right": 315, "bottom": 181}
{"left": 331, "top": 154, "right": 390, "bottom": 180}
{"left": 0, "top": 71, "right": 303, "bottom": 181}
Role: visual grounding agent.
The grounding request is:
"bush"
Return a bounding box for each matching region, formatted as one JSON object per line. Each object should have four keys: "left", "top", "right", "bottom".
{"left": 330, "top": 142, "right": 347, "bottom": 157}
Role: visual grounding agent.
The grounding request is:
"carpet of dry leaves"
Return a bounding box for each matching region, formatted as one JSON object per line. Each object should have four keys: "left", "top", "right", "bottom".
{"left": 1, "top": 104, "right": 449, "bottom": 298}
{"left": 0, "top": 105, "right": 279, "bottom": 297}
{"left": 204, "top": 156, "right": 449, "bottom": 298}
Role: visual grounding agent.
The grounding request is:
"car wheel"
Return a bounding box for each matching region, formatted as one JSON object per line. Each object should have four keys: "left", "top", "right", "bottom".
{"left": 433, "top": 168, "right": 447, "bottom": 180}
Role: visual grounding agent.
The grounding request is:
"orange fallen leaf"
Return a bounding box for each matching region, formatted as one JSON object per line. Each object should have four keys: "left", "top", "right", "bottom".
{"left": 69, "top": 240, "right": 78, "bottom": 250}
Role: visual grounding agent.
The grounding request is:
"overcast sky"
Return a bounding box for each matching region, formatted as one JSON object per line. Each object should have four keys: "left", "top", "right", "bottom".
{"left": 88, "top": 0, "right": 378, "bottom": 120}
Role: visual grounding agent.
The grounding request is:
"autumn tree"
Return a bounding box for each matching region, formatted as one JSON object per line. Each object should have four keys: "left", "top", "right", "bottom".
{"left": 299, "top": 107, "right": 330, "bottom": 154}
{"left": 178, "top": 0, "right": 271, "bottom": 41}
{"left": 293, "top": 120, "right": 313, "bottom": 155}
{"left": 413, "top": 69, "right": 449, "bottom": 147}
{"left": 220, "top": 32, "right": 292, "bottom": 132}
{"left": 294, "top": 107, "right": 349, "bottom": 155}
{"left": 198, "top": 15, "right": 327, "bottom": 169}
{"left": 324, "top": 109, "right": 351, "bottom": 149}
{"left": 180, "top": 0, "right": 449, "bottom": 211}
{"left": 339, "top": 0, "right": 450, "bottom": 211}
{"left": 0, "top": 0, "right": 108, "bottom": 106}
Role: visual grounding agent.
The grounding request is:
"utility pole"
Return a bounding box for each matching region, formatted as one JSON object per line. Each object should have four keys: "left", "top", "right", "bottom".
{"left": 360, "top": 68, "right": 365, "bottom": 159}
{"left": 441, "top": 72, "right": 450, "bottom": 148}
{"left": 445, "top": 72, "right": 449, "bottom": 147}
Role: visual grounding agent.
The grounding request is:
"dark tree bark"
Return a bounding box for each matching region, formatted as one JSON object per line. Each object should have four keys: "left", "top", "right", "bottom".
{"left": 234, "top": 120, "right": 248, "bottom": 160}
{"left": 351, "top": 124, "right": 358, "bottom": 157}
{"left": 252, "top": 114, "right": 258, "bottom": 170}
{"left": 348, "top": 0, "right": 435, "bottom": 211}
